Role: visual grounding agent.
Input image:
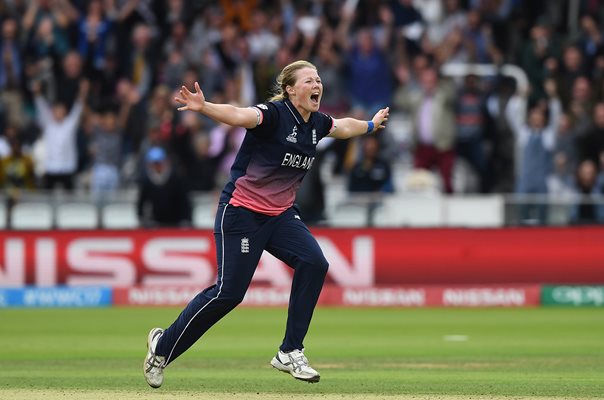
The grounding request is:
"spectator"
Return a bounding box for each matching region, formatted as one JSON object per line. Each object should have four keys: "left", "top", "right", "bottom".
{"left": 88, "top": 93, "right": 136, "bottom": 207}
{"left": 389, "top": 0, "right": 424, "bottom": 55}
{"left": 455, "top": 74, "right": 488, "bottom": 192}
{"left": 337, "top": 3, "right": 394, "bottom": 115}
{"left": 577, "top": 102, "right": 604, "bottom": 167}
{"left": 486, "top": 76, "right": 517, "bottom": 192}
{"left": 33, "top": 79, "right": 89, "bottom": 191}
{"left": 55, "top": 51, "right": 84, "bottom": 109}
{"left": 556, "top": 46, "right": 588, "bottom": 109}
{"left": 76, "top": 0, "right": 114, "bottom": 79}
{"left": 161, "top": 21, "right": 189, "bottom": 90}
{"left": 0, "top": 134, "right": 36, "bottom": 192}
{"left": 125, "top": 23, "right": 156, "bottom": 99}
{"left": 310, "top": 26, "right": 347, "bottom": 115}
{"left": 137, "top": 146, "right": 191, "bottom": 227}
{"left": 518, "top": 17, "right": 560, "bottom": 104}
{"left": 577, "top": 14, "right": 603, "bottom": 72}
{"left": 0, "top": 133, "right": 36, "bottom": 227}
{"left": 348, "top": 135, "right": 393, "bottom": 193}
{"left": 0, "top": 18, "right": 25, "bottom": 130}
{"left": 507, "top": 79, "right": 562, "bottom": 224}
{"left": 395, "top": 66, "right": 456, "bottom": 193}
{"left": 177, "top": 111, "right": 215, "bottom": 193}
{"left": 570, "top": 159, "right": 604, "bottom": 224}
{"left": 553, "top": 113, "right": 581, "bottom": 174}
{"left": 567, "top": 76, "right": 594, "bottom": 127}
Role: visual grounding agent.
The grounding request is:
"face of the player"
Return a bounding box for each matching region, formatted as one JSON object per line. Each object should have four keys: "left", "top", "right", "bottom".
{"left": 288, "top": 67, "right": 322, "bottom": 120}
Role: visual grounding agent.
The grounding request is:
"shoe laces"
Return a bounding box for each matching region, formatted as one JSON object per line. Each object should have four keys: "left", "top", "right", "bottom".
{"left": 145, "top": 353, "right": 164, "bottom": 373}
{"left": 286, "top": 349, "right": 310, "bottom": 371}
{"left": 146, "top": 332, "right": 165, "bottom": 372}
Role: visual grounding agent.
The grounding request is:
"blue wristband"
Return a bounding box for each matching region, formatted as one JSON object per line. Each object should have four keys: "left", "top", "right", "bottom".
{"left": 367, "top": 121, "right": 375, "bottom": 134}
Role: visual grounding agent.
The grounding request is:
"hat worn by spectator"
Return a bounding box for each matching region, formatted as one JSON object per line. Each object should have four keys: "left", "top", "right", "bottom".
{"left": 147, "top": 147, "right": 166, "bottom": 163}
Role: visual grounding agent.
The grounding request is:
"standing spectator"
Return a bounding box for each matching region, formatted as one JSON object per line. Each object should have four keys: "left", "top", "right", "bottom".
{"left": 395, "top": 66, "right": 456, "bottom": 193}
{"left": 161, "top": 21, "right": 189, "bottom": 89}
{"left": 88, "top": 92, "right": 136, "bottom": 207}
{"left": 486, "top": 76, "right": 518, "bottom": 192}
{"left": 179, "top": 111, "right": 216, "bottom": 193}
{"left": 33, "top": 79, "right": 89, "bottom": 191}
{"left": 337, "top": 3, "right": 394, "bottom": 115}
{"left": 126, "top": 23, "right": 156, "bottom": 99}
{"left": 22, "top": 0, "right": 74, "bottom": 55}
{"left": 507, "top": 79, "right": 562, "bottom": 224}
{"left": 389, "top": 0, "right": 424, "bottom": 55}
{"left": 518, "top": 18, "right": 560, "bottom": 105}
{"left": 76, "top": 0, "right": 114, "bottom": 79}
{"left": 137, "top": 146, "right": 191, "bottom": 227}
{"left": 0, "top": 18, "right": 25, "bottom": 130}
{"left": 24, "top": 15, "right": 69, "bottom": 100}
{"left": 310, "top": 26, "right": 347, "bottom": 115}
{"left": 577, "top": 14, "right": 603, "bottom": 72}
{"left": 455, "top": 74, "right": 488, "bottom": 192}
{"left": 556, "top": 46, "right": 587, "bottom": 109}
{"left": 55, "top": 51, "right": 85, "bottom": 109}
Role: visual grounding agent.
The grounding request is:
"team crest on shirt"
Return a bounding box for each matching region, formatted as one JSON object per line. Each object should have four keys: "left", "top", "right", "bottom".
{"left": 286, "top": 126, "right": 298, "bottom": 143}
{"left": 312, "top": 128, "right": 317, "bottom": 144}
{"left": 241, "top": 237, "right": 249, "bottom": 253}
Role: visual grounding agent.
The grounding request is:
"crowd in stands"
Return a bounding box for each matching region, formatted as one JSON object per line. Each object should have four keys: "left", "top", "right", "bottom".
{"left": 1, "top": 0, "right": 604, "bottom": 225}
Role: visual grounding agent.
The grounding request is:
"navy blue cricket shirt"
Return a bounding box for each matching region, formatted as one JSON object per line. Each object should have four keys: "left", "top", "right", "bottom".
{"left": 219, "top": 98, "right": 334, "bottom": 215}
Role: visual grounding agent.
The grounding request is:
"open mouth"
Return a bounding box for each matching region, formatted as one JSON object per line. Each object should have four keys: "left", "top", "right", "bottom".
{"left": 310, "top": 93, "right": 320, "bottom": 105}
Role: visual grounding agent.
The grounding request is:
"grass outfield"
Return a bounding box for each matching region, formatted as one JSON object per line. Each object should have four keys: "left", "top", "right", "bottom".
{"left": 0, "top": 307, "right": 603, "bottom": 399}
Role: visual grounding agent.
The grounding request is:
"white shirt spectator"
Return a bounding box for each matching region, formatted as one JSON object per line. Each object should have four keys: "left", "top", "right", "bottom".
{"left": 34, "top": 96, "right": 84, "bottom": 174}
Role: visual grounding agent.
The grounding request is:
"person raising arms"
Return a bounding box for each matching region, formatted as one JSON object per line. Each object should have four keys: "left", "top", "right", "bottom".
{"left": 144, "top": 60, "right": 389, "bottom": 387}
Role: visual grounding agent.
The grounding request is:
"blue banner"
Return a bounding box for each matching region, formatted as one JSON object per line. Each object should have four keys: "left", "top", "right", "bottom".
{"left": 0, "top": 286, "right": 112, "bottom": 308}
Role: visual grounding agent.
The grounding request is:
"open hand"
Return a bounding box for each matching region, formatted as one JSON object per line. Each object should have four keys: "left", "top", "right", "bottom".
{"left": 174, "top": 81, "right": 205, "bottom": 112}
{"left": 372, "top": 106, "right": 390, "bottom": 132}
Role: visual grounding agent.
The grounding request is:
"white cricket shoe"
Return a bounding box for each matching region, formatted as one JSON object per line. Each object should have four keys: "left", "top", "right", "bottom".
{"left": 143, "top": 327, "right": 165, "bottom": 388}
{"left": 270, "top": 349, "right": 320, "bottom": 383}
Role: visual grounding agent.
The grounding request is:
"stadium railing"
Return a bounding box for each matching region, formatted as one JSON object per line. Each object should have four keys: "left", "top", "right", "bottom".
{"left": 1, "top": 190, "right": 603, "bottom": 229}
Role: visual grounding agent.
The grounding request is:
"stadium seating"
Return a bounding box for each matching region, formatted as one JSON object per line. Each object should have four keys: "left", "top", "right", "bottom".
{"left": 56, "top": 202, "right": 98, "bottom": 229}
{"left": 101, "top": 203, "right": 139, "bottom": 229}
{"left": 373, "top": 195, "right": 444, "bottom": 227}
{"left": 329, "top": 203, "right": 370, "bottom": 227}
{"left": 444, "top": 196, "right": 504, "bottom": 227}
{"left": 11, "top": 202, "right": 54, "bottom": 230}
{"left": 192, "top": 202, "right": 216, "bottom": 228}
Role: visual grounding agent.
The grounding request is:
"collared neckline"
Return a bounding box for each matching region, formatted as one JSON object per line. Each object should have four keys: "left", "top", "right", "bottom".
{"left": 284, "top": 98, "right": 311, "bottom": 125}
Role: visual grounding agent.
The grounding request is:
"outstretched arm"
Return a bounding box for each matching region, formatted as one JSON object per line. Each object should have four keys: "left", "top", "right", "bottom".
{"left": 329, "top": 107, "right": 390, "bottom": 139}
{"left": 174, "top": 82, "right": 259, "bottom": 129}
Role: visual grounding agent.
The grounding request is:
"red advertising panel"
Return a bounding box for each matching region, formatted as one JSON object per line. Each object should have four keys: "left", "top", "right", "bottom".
{"left": 113, "top": 285, "right": 541, "bottom": 307}
{"left": 1, "top": 228, "right": 603, "bottom": 287}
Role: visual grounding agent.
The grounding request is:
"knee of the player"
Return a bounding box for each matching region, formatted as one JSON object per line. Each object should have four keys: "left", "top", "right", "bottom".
{"left": 311, "top": 255, "right": 329, "bottom": 275}
{"left": 220, "top": 289, "right": 246, "bottom": 306}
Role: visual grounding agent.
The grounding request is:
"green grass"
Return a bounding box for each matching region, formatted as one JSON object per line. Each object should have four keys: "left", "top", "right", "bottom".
{"left": 1, "top": 307, "right": 603, "bottom": 398}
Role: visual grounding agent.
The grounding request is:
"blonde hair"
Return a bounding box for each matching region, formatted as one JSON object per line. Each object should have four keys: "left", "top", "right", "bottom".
{"left": 269, "top": 60, "right": 317, "bottom": 101}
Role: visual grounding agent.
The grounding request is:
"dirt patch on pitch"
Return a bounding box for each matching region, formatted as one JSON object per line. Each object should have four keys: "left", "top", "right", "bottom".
{"left": 0, "top": 389, "right": 593, "bottom": 400}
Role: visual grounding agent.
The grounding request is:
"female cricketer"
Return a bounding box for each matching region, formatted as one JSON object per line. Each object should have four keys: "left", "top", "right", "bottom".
{"left": 144, "top": 60, "right": 389, "bottom": 387}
